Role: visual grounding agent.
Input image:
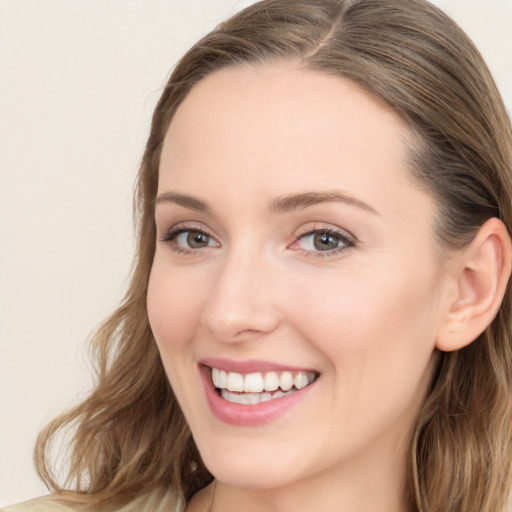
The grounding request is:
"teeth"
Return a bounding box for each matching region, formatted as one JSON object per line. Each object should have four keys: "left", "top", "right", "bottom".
{"left": 244, "top": 373, "right": 264, "bottom": 393}
{"left": 294, "top": 372, "right": 310, "bottom": 390}
{"left": 263, "top": 372, "right": 279, "bottom": 391}
{"left": 218, "top": 370, "right": 228, "bottom": 388}
{"left": 212, "top": 368, "right": 219, "bottom": 387}
{"left": 211, "top": 368, "right": 229, "bottom": 388}
{"left": 211, "top": 367, "right": 317, "bottom": 395}
{"left": 221, "top": 388, "right": 295, "bottom": 404}
{"left": 227, "top": 372, "right": 244, "bottom": 392}
{"left": 279, "top": 371, "right": 293, "bottom": 391}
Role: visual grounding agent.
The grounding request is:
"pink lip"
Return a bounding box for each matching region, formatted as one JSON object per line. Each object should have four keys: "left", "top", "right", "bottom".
{"left": 200, "top": 357, "right": 316, "bottom": 374}
{"left": 199, "top": 362, "right": 318, "bottom": 426}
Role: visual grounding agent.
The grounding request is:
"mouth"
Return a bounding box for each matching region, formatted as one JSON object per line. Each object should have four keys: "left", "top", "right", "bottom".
{"left": 211, "top": 367, "right": 317, "bottom": 405}
{"left": 199, "top": 359, "right": 320, "bottom": 425}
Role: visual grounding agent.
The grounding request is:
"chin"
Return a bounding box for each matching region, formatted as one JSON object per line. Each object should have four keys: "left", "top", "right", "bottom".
{"left": 192, "top": 428, "right": 316, "bottom": 490}
{"left": 202, "top": 455, "right": 301, "bottom": 490}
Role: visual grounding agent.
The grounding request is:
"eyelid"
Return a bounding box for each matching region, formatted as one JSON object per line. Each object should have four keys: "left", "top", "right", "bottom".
{"left": 294, "top": 222, "right": 357, "bottom": 243}
{"left": 289, "top": 223, "right": 357, "bottom": 257}
{"left": 159, "top": 221, "right": 209, "bottom": 240}
{"left": 158, "top": 221, "right": 356, "bottom": 257}
{"left": 159, "top": 222, "right": 220, "bottom": 252}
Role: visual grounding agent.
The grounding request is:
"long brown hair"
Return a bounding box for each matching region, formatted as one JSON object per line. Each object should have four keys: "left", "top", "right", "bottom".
{"left": 35, "top": 1, "right": 512, "bottom": 510}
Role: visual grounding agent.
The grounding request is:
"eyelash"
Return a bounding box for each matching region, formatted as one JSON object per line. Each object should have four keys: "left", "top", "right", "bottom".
{"left": 160, "top": 224, "right": 217, "bottom": 255}
{"left": 160, "top": 224, "right": 356, "bottom": 258}
{"left": 291, "top": 226, "right": 356, "bottom": 258}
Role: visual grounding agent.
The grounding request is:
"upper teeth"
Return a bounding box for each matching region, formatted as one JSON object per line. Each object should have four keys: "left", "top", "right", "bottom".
{"left": 211, "top": 368, "right": 315, "bottom": 393}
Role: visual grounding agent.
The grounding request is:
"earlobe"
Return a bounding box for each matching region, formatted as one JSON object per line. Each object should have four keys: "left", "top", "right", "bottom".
{"left": 436, "top": 218, "right": 512, "bottom": 352}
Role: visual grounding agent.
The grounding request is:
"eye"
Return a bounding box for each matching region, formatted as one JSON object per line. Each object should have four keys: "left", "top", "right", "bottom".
{"left": 291, "top": 227, "right": 355, "bottom": 256}
{"left": 177, "top": 230, "right": 214, "bottom": 248}
{"left": 161, "top": 226, "right": 219, "bottom": 252}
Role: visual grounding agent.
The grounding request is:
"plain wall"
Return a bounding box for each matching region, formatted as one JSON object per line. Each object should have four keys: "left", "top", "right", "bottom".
{"left": 1, "top": 0, "right": 511, "bottom": 506}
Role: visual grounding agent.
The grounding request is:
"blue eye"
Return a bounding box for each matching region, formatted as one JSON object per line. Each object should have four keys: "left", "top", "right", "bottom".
{"left": 295, "top": 229, "right": 354, "bottom": 254}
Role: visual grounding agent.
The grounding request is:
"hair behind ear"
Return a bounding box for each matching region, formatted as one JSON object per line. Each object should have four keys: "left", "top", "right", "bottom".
{"left": 408, "top": 218, "right": 512, "bottom": 512}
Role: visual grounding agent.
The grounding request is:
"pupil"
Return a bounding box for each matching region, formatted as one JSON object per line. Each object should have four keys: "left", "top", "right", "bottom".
{"left": 188, "top": 232, "right": 208, "bottom": 248}
{"left": 314, "top": 232, "right": 338, "bottom": 251}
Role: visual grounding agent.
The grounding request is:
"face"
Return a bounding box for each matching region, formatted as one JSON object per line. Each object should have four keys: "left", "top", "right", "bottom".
{"left": 147, "top": 64, "right": 453, "bottom": 492}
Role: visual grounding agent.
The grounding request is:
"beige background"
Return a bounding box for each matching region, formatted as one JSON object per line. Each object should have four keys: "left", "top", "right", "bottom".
{"left": 1, "top": 0, "right": 511, "bottom": 506}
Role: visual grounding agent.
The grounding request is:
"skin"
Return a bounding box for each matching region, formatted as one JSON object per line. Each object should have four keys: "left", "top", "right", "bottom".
{"left": 147, "top": 63, "right": 460, "bottom": 512}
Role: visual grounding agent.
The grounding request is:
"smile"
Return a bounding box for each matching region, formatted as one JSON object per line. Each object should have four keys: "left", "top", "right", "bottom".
{"left": 211, "top": 368, "right": 317, "bottom": 405}
{"left": 200, "top": 360, "right": 320, "bottom": 425}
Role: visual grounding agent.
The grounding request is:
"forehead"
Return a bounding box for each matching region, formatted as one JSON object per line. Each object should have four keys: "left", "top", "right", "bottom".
{"left": 159, "top": 63, "right": 428, "bottom": 220}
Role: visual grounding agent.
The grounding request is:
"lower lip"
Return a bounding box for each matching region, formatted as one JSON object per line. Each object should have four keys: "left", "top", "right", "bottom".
{"left": 199, "top": 365, "right": 317, "bottom": 426}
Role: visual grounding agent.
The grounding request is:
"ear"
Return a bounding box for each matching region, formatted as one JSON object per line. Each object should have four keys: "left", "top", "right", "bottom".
{"left": 436, "top": 218, "right": 512, "bottom": 352}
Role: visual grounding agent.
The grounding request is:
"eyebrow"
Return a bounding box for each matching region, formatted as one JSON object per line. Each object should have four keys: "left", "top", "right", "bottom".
{"left": 268, "top": 191, "right": 380, "bottom": 215}
{"left": 155, "top": 192, "right": 209, "bottom": 212}
{"left": 155, "top": 190, "right": 379, "bottom": 215}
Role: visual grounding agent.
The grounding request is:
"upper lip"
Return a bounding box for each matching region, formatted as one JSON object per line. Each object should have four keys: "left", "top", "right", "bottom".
{"left": 200, "top": 357, "right": 318, "bottom": 374}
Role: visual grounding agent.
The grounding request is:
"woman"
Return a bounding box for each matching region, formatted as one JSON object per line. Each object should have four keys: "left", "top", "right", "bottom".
{"left": 6, "top": 0, "right": 512, "bottom": 511}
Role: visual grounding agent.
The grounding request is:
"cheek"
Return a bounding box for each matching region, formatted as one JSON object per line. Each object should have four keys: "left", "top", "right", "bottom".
{"left": 288, "top": 261, "right": 442, "bottom": 381}
{"left": 293, "top": 271, "right": 440, "bottom": 441}
{"left": 146, "top": 260, "right": 204, "bottom": 353}
{"left": 147, "top": 261, "right": 210, "bottom": 412}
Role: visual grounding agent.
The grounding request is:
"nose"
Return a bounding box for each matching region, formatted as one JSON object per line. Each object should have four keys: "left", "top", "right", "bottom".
{"left": 200, "top": 251, "right": 282, "bottom": 343}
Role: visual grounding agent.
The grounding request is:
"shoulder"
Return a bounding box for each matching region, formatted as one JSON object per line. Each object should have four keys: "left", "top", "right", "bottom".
{"left": 2, "top": 489, "right": 181, "bottom": 512}
{"left": 2, "top": 495, "right": 77, "bottom": 512}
